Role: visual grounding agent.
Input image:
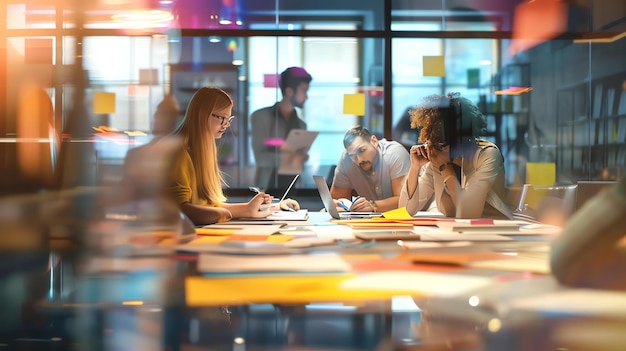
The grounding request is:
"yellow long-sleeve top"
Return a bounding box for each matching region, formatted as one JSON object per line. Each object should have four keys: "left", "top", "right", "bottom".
{"left": 167, "top": 148, "right": 208, "bottom": 206}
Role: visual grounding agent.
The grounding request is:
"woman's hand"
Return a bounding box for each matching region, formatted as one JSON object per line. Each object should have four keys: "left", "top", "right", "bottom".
{"left": 409, "top": 144, "right": 430, "bottom": 169}
{"left": 247, "top": 193, "right": 273, "bottom": 218}
{"left": 280, "top": 198, "right": 300, "bottom": 211}
{"left": 427, "top": 145, "right": 451, "bottom": 171}
{"left": 213, "top": 207, "right": 233, "bottom": 223}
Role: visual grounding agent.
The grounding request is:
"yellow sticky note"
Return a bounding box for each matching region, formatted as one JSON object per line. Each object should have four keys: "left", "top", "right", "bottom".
{"left": 195, "top": 227, "right": 237, "bottom": 236}
{"left": 93, "top": 92, "right": 116, "bottom": 114}
{"left": 382, "top": 207, "right": 413, "bottom": 219}
{"left": 525, "top": 162, "right": 556, "bottom": 209}
{"left": 343, "top": 93, "right": 365, "bottom": 115}
{"left": 525, "top": 162, "right": 555, "bottom": 186}
{"left": 423, "top": 56, "right": 445, "bottom": 77}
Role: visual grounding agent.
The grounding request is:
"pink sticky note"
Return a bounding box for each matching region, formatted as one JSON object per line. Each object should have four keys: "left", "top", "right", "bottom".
{"left": 263, "top": 74, "right": 280, "bottom": 88}
{"left": 264, "top": 138, "right": 285, "bottom": 147}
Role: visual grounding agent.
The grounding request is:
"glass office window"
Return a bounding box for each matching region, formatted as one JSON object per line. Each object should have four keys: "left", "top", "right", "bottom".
{"left": 246, "top": 23, "right": 363, "bottom": 189}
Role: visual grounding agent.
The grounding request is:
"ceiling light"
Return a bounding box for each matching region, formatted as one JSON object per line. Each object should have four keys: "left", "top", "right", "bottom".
{"left": 110, "top": 10, "right": 173, "bottom": 29}
{"left": 493, "top": 86, "right": 533, "bottom": 95}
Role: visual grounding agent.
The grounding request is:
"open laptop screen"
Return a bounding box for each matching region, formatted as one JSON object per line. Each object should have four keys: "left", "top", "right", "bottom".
{"left": 312, "top": 175, "right": 381, "bottom": 219}
{"left": 575, "top": 181, "right": 617, "bottom": 211}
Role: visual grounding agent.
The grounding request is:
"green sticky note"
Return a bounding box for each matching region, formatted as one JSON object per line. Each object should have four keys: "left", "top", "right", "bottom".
{"left": 467, "top": 68, "right": 480, "bottom": 89}
{"left": 93, "top": 92, "right": 116, "bottom": 114}
{"left": 423, "top": 56, "right": 445, "bottom": 77}
{"left": 343, "top": 93, "right": 365, "bottom": 115}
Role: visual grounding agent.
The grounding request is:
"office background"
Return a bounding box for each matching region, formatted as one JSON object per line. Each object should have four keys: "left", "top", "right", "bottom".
{"left": 1, "top": 0, "right": 625, "bottom": 196}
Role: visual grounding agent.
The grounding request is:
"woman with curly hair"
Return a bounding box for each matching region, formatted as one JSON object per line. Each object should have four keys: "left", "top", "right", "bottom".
{"left": 398, "top": 92, "right": 512, "bottom": 219}
{"left": 167, "top": 86, "right": 299, "bottom": 225}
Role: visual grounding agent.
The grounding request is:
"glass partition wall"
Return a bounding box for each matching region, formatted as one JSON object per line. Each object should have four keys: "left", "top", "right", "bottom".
{"left": 2, "top": 0, "right": 625, "bottom": 198}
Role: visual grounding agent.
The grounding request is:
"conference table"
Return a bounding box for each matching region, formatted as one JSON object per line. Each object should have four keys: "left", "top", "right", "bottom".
{"left": 9, "top": 206, "right": 626, "bottom": 351}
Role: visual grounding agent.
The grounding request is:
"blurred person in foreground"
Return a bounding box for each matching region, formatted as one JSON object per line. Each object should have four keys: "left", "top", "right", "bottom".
{"left": 399, "top": 92, "right": 513, "bottom": 219}
{"left": 168, "top": 86, "right": 299, "bottom": 225}
{"left": 121, "top": 94, "right": 181, "bottom": 202}
{"left": 551, "top": 175, "right": 626, "bottom": 290}
{"left": 330, "top": 125, "right": 410, "bottom": 212}
{"left": 250, "top": 67, "right": 313, "bottom": 191}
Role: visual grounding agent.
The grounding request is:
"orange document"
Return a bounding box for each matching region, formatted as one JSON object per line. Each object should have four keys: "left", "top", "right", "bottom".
{"left": 345, "top": 222, "right": 415, "bottom": 230}
{"left": 186, "top": 274, "right": 423, "bottom": 306}
{"left": 332, "top": 218, "right": 415, "bottom": 229}
{"left": 378, "top": 218, "right": 453, "bottom": 226}
{"left": 396, "top": 251, "right": 511, "bottom": 266}
{"left": 195, "top": 227, "right": 238, "bottom": 236}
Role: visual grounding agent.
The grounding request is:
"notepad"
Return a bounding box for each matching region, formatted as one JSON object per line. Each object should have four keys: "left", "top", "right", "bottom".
{"left": 436, "top": 219, "right": 521, "bottom": 232}
{"left": 266, "top": 209, "right": 309, "bottom": 220}
{"left": 197, "top": 253, "right": 351, "bottom": 274}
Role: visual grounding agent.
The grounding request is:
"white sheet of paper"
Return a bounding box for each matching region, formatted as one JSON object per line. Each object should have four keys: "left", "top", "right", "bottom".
{"left": 235, "top": 225, "right": 285, "bottom": 235}
{"left": 198, "top": 252, "right": 350, "bottom": 273}
{"left": 341, "top": 271, "right": 493, "bottom": 297}
{"left": 468, "top": 250, "right": 551, "bottom": 274}
{"left": 308, "top": 225, "right": 356, "bottom": 239}
{"left": 413, "top": 211, "right": 446, "bottom": 218}
{"left": 266, "top": 209, "right": 309, "bottom": 221}
{"left": 508, "top": 289, "right": 626, "bottom": 318}
{"left": 414, "top": 226, "right": 513, "bottom": 241}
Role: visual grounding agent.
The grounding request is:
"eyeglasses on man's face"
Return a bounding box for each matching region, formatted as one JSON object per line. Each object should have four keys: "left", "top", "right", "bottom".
{"left": 211, "top": 113, "right": 235, "bottom": 126}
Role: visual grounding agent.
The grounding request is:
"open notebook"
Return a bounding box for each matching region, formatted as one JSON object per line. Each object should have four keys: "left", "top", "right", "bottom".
{"left": 313, "top": 175, "right": 381, "bottom": 219}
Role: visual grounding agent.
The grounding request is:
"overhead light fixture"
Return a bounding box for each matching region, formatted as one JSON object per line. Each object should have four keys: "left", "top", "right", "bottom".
{"left": 573, "top": 31, "right": 626, "bottom": 44}
{"left": 208, "top": 36, "right": 221, "bottom": 43}
{"left": 110, "top": 9, "right": 174, "bottom": 29}
{"left": 493, "top": 86, "right": 533, "bottom": 95}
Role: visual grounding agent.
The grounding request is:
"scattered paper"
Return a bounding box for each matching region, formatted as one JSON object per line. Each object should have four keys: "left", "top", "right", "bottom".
{"left": 341, "top": 271, "right": 492, "bottom": 297}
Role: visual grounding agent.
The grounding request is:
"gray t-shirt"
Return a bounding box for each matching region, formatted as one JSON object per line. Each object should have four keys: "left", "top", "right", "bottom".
{"left": 333, "top": 139, "right": 410, "bottom": 200}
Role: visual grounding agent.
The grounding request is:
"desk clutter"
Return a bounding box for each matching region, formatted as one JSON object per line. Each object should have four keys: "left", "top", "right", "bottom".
{"left": 141, "top": 208, "right": 558, "bottom": 305}
{"left": 68, "top": 202, "right": 626, "bottom": 351}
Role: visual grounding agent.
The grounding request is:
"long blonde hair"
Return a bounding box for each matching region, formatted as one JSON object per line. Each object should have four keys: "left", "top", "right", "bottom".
{"left": 174, "top": 86, "right": 232, "bottom": 204}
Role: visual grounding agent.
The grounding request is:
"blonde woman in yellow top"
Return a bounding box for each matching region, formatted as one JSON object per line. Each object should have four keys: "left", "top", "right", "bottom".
{"left": 168, "top": 86, "right": 296, "bottom": 225}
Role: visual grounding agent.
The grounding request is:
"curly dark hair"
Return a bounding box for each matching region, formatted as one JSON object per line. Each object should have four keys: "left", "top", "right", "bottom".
{"left": 409, "top": 92, "right": 487, "bottom": 144}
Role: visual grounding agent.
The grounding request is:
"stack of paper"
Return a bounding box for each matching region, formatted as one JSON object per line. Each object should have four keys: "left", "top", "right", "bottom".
{"left": 436, "top": 219, "right": 521, "bottom": 232}
{"left": 266, "top": 209, "right": 309, "bottom": 220}
{"left": 197, "top": 253, "right": 351, "bottom": 275}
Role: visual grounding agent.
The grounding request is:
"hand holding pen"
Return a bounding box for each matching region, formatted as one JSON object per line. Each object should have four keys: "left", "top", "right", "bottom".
{"left": 248, "top": 174, "right": 300, "bottom": 212}
{"left": 348, "top": 196, "right": 372, "bottom": 212}
{"left": 248, "top": 187, "right": 274, "bottom": 203}
{"left": 338, "top": 196, "right": 368, "bottom": 211}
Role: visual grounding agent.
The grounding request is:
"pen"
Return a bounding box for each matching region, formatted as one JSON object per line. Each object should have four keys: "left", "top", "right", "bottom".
{"left": 338, "top": 202, "right": 350, "bottom": 211}
{"left": 350, "top": 196, "right": 361, "bottom": 211}
{"left": 279, "top": 174, "right": 300, "bottom": 203}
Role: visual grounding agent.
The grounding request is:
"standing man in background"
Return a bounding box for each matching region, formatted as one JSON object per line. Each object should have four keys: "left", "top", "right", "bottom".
{"left": 251, "top": 67, "right": 313, "bottom": 191}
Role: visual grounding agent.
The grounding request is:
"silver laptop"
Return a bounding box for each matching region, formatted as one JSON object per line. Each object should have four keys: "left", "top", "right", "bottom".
{"left": 312, "top": 175, "right": 382, "bottom": 219}
{"left": 575, "top": 180, "right": 617, "bottom": 211}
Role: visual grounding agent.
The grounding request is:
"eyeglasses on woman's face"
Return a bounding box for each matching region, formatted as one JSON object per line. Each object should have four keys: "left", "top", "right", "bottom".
{"left": 211, "top": 113, "right": 235, "bottom": 126}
